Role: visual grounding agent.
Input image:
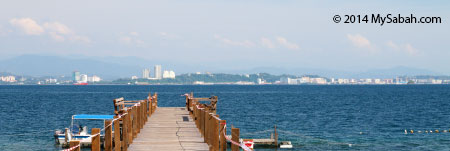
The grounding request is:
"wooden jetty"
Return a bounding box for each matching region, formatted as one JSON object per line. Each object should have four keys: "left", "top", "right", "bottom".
{"left": 64, "top": 92, "right": 284, "bottom": 151}
{"left": 127, "top": 107, "right": 209, "bottom": 151}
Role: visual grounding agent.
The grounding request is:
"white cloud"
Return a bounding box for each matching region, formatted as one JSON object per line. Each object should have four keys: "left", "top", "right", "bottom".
{"left": 129, "top": 32, "right": 139, "bottom": 36}
{"left": 0, "top": 25, "right": 6, "bottom": 36}
{"left": 214, "top": 34, "right": 255, "bottom": 48}
{"left": 275, "top": 36, "right": 299, "bottom": 50}
{"left": 119, "top": 36, "right": 132, "bottom": 44}
{"left": 386, "top": 41, "right": 418, "bottom": 56}
{"left": 43, "top": 22, "right": 72, "bottom": 35}
{"left": 70, "top": 35, "right": 91, "bottom": 43}
{"left": 9, "top": 18, "right": 90, "bottom": 43}
{"left": 347, "top": 34, "right": 372, "bottom": 49}
{"left": 49, "top": 32, "right": 65, "bottom": 41}
{"left": 9, "top": 18, "right": 44, "bottom": 35}
{"left": 158, "top": 32, "right": 180, "bottom": 39}
{"left": 119, "top": 32, "right": 145, "bottom": 47}
{"left": 261, "top": 37, "right": 275, "bottom": 49}
{"left": 386, "top": 41, "right": 399, "bottom": 49}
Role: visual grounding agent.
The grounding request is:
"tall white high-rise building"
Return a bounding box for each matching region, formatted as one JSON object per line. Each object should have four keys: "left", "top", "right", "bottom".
{"left": 142, "top": 69, "right": 150, "bottom": 79}
{"left": 80, "top": 74, "right": 88, "bottom": 83}
{"left": 73, "top": 71, "right": 80, "bottom": 82}
{"left": 169, "top": 71, "right": 175, "bottom": 79}
{"left": 154, "top": 65, "right": 162, "bottom": 79}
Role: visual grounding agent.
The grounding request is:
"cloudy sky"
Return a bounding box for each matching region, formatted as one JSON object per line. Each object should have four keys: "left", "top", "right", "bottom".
{"left": 0, "top": 0, "right": 449, "bottom": 74}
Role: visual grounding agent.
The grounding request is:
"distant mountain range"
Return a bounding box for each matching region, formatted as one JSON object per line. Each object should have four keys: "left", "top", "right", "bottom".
{"left": 0, "top": 54, "right": 443, "bottom": 80}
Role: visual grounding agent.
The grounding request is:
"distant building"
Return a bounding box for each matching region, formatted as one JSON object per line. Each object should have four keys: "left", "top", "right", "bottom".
{"left": 311, "top": 78, "right": 327, "bottom": 84}
{"left": 300, "top": 77, "right": 311, "bottom": 83}
{"left": 80, "top": 74, "right": 88, "bottom": 83}
{"left": 88, "top": 75, "right": 101, "bottom": 82}
{"left": 73, "top": 71, "right": 81, "bottom": 82}
{"left": 154, "top": 65, "right": 162, "bottom": 79}
{"left": 142, "top": 69, "right": 150, "bottom": 79}
{"left": 45, "top": 78, "right": 57, "bottom": 83}
{"left": 163, "top": 70, "right": 176, "bottom": 79}
{"left": 131, "top": 76, "right": 138, "bottom": 80}
{"left": 1, "top": 76, "right": 16, "bottom": 82}
{"left": 432, "top": 79, "right": 443, "bottom": 84}
{"left": 257, "top": 78, "right": 263, "bottom": 84}
{"left": 280, "top": 77, "right": 299, "bottom": 84}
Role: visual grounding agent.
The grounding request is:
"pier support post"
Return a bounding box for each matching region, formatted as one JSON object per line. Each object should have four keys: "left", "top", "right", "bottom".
{"left": 275, "top": 125, "right": 278, "bottom": 147}
{"left": 204, "top": 110, "right": 210, "bottom": 144}
{"left": 219, "top": 120, "right": 226, "bottom": 151}
{"left": 231, "top": 128, "right": 240, "bottom": 151}
{"left": 141, "top": 101, "right": 145, "bottom": 128}
{"left": 143, "top": 100, "right": 147, "bottom": 122}
{"left": 213, "top": 115, "right": 220, "bottom": 151}
{"left": 113, "top": 116, "right": 121, "bottom": 151}
{"left": 200, "top": 108, "right": 205, "bottom": 137}
{"left": 137, "top": 103, "right": 141, "bottom": 133}
{"left": 132, "top": 106, "right": 138, "bottom": 139}
{"left": 91, "top": 128, "right": 101, "bottom": 151}
{"left": 64, "top": 128, "right": 69, "bottom": 145}
{"left": 105, "top": 120, "right": 113, "bottom": 151}
{"left": 124, "top": 110, "right": 130, "bottom": 151}
{"left": 69, "top": 140, "right": 81, "bottom": 151}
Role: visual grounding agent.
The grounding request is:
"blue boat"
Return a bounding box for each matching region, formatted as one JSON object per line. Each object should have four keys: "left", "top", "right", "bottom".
{"left": 54, "top": 114, "right": 115, "bottom": 147}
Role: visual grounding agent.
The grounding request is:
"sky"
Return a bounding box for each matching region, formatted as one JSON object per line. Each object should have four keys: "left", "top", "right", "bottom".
{"left": 0, "top": 0, "right": 449, "bottom": 74}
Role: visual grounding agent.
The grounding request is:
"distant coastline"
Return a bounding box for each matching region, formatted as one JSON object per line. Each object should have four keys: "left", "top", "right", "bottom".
{"left": 1, "top": 72, "right": 449, "bottom": 85}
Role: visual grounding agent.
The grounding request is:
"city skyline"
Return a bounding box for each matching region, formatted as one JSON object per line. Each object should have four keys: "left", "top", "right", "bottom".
{"left": 0, "top": 1, "right": 449, "bottom": 75}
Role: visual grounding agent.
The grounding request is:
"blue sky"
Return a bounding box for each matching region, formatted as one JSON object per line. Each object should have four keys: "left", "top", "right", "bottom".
{"left": 0, "top": 0, "right": 449, "bottom": 74}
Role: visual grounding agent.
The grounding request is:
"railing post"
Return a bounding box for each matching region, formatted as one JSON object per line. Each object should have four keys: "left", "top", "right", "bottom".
{"left": 114, "top": 116, "right": 121, "bottom": 151}
{"left": 133, "top": 106, "right": 138, "bottom": 139}
{"left": 128, "top": 108, "right": 133, "bottom": 145}
{"left": 194, "top": 104, "right": 199, "bottom": 128}
{"left": 64, "top": 128, "right": 69, "bottom": 145}
{"left": 91, "top": 128, "right": 101, "bottom": 151}
{"left": 186, "top": 94, "right": 189, "bottom": 110}
{"left": 150, "top": 95, "right": 153, "bottom": 115}
{"left": 124, "top": 110, "right": 130, "bottom": 151}
{"left": 144, "top": 100, "right": 147, "bottom": 122}
{"left": 69, "top": 140, "right": 81, "bottom": 151}
{"left": 275, "top": 125, "right": 278, "bottom": 147}
{"left": 141, "top": 101, "right": 145, "bottom": 128}
{"left": 219, "top": 120, "right": 226, "bottom": 151}
{"left": 137, "top": 103, "right": 141, "bottom": 133}
{"left": 201, "top": 109, "right": 205, "bottom": 137}
{"left": 231, "top": 128, "right": 240, "bottom": 151}
{"left": 104, "top": 120, "right": 113, "bottom": 151}
{"left": 213, "top": 115, "right": 220, "bottom": 151}
{"left": 204, "top": 110, "right": 209, "bottom": 144}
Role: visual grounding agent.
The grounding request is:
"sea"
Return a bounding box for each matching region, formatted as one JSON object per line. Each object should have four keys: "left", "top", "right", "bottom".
{"left": 0, "top": 85, "right": 450, "bottom": 151}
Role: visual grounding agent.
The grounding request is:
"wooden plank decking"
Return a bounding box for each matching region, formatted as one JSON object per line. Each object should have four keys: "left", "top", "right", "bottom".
{"left": 128, "top": 107, "right": 209, "bottom": 151}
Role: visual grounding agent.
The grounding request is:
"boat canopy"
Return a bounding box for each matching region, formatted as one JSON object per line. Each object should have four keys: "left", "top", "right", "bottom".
{"left": 72, "top": 114, "right": 115, "bottom": 120}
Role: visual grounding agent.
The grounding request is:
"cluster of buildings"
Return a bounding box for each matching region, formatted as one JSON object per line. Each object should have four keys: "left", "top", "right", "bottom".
{"left": 140, "top": 65, "right": 175, "bottom": 80}
{"left": 0, "top": 76, "right": 16, "bottom": 82}
{"left": 72, "top": 71, "right": 102, "bottom": 83}
{"left": 280, "top": 77, "right": 327, "bottom": 84}
{"left": 278, "top": 76, "right": 450, "bottom": 85}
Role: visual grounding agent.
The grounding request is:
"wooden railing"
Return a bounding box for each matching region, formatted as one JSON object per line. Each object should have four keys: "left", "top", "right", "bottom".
{"left": 186, "top": 93, "right": 244, "bottom": 151}
{"left": 66, "top": 93, "right": 158, "bottom": 151}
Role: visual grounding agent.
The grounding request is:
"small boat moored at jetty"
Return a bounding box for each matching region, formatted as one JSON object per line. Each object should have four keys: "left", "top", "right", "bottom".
{"left": 280, "top": 141, "right": 293, "bottom": 148}
{"left": 54, "top": 114, "right": 115, "bottom": 147}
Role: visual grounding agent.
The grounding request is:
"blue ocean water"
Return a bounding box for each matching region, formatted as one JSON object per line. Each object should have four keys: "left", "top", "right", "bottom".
{"left": 0, "top": 85, "right": 450, "bottom": 150}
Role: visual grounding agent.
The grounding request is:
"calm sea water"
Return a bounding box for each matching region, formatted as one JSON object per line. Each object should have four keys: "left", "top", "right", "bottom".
{"left": 0, "top": 85, "right": 450, "bottom": 150}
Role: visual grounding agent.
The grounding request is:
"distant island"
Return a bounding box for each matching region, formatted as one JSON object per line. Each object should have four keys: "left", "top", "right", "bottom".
{"left": 1, "top": 71, "right": 449, "bottom": 85}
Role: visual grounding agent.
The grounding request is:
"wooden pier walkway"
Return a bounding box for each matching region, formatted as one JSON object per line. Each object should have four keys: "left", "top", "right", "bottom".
{"left": 64, "top": 92, "right": 253, "bottom": 151}
{"left": 128, "top": 107, "right": 209, "bottom": 151}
